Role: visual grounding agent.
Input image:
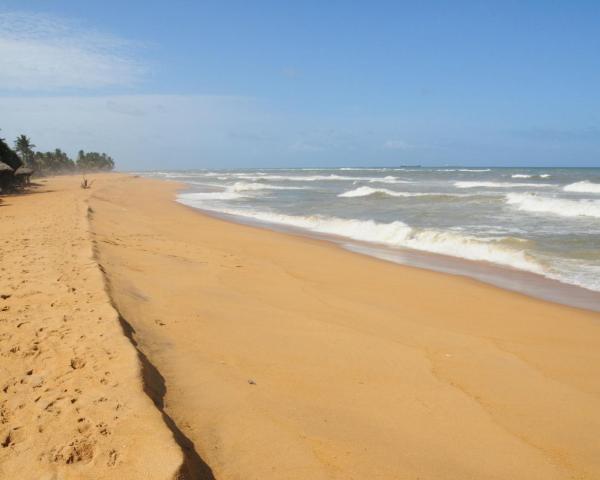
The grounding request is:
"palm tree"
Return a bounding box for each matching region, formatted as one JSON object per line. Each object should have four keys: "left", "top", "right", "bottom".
{"left": 14, "top": 135, "right": 36, "bottom": 168}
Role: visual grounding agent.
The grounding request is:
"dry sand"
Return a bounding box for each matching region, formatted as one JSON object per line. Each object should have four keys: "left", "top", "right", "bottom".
{"left": 2, "top": 174, "right": 600, "bottom": 479}
{"left": 0, "top": 176, "right": 184, "bottom": 479}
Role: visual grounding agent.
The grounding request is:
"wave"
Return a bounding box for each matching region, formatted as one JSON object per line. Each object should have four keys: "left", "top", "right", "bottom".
{"left": 455, "top": 181, "right": 555, "bottom": 189}
{"left": 178, "top": 191, "right": 246, "bottom": 201}
{"left": 176, "top": 200, "right": 543, "bottom": 274}
{"left": 563, "top": 181, "right": 600, "bottom": 194}
{"left": 338, "top": 187, "right": 425, "bottom": 198}
{"left": 337, "top": 186, "right": 470, "bottom": 199}
{"left": 179, "top": 182, "right": 305, "bottom": 201}
{"left": 505, "top": 193, "right": 600, "bottom": 218}
{"left": 511, "top": 174, "right": 553, "bottom": 179}
{"left": 438, "top": 168, "right": 491, "bottom": 172}
{"left": 369, "top": 176, "right": 411, "bottom": 184}
{"left": 230, "top": 181, "right": 306, "bottom": 192}
{"left": 339, "top": 167, "right": 390, "bottom": 171}
{"left": 233, "top": 174, "right": 371, "bottom": 182}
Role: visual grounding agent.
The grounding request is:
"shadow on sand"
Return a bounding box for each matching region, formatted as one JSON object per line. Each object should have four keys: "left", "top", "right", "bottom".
{"left": 118, "top": 315, "right": 216, "bottom": 480}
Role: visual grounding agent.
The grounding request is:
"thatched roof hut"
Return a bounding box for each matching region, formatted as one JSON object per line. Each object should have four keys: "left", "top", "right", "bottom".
{"left": 14, "top": 166, "right": 33, "bottom": 186}
{"left": 0, "top": 161, "right": 13, "bottom": 175}
{"left": 0, "top": 161, "right": 15, "bottom": 191}
{"left": 15, "top": 166, "right": 33, "bottom": 176}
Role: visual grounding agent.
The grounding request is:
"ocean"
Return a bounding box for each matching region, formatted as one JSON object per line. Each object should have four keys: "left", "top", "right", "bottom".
{"left": 139, "top": 167, "right": 600, "bottom": 309}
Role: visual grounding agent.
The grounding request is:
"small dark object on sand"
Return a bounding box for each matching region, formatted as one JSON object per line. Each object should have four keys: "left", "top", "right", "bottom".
{"left": 247, "top": 379, "right": 256, "bottom": 385}
{"left": 81, "top": 177, "right": 94, "bottom": 189}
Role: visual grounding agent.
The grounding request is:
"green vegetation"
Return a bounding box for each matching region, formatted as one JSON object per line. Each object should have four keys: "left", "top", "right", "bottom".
{"left": 0, "top": 136, "right": 22, "bottom": 171}
{"left": 0, "top": 130, "right": 116, "bottom": 192}
{"left": 76, "top": 150, "right": 115, "bottom": 172}
{"left": 14, "top": 135, "right": 36, "bottom": 168}
{"left": 34, "top": 149, "right": 76, "bottom": 175}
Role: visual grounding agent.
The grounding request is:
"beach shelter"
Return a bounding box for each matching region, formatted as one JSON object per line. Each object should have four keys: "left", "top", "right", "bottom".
{"left": 0, "top": 161, "right": 15, "bottom": 191}
{"left": 14, "top": 166, "right": 34, "bottom": 186}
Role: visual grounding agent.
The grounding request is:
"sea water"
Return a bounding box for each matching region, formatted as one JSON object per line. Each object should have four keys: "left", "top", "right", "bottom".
{"left": 139, "top": 167, "right": 600, "bottom": 309}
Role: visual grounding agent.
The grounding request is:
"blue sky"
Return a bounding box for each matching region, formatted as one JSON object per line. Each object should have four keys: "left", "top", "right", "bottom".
{"left": 0, "top": 1, "right": 599, "bottom": 169}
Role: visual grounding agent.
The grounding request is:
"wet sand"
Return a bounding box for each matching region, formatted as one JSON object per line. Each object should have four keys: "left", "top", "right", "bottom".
{"left": 88, "top": 174, "right": 600, "bottom": 480}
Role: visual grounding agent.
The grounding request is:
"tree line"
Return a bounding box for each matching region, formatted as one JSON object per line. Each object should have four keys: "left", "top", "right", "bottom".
{"left": 1, "top": 132, "right": 115, "bottom": 176}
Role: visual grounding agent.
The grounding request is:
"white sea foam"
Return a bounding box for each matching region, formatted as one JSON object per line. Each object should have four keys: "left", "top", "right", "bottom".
{"left": 179, "top": 182, "right": 304, "bottom": 200}
{"left": 369, "top": 176, "right": 411, "bottom": 184}
{"left": 230, "top": 181, "right": 306, "bottom": 192}
{"left": 339, "top": 167, "right": 389, "bottom": 171}
{"left": 179, "top": 191, "right": 245, "bottom": 201}
{"left": 563, "top": 181, "right": 600, "bottom": 194}
{"left": 233, "top": 174, "right": 412, "bottom": 183}
{"left": 455, "top": 181, "right": 555, "bottom": 189}
{"left": 511, "top": 174, "right": 552, "bottom": 179}
{"left": 338, "top": 187, "right": 424, "bottom": 198}
{"left": 176, "top": 198, "right": 543, "bottom": 274}
{"left": 505, "top": 193, "right": 600, "bottom": 218}
{"left": 338, "top": 186, "right": 469, "bottom": 198}
{"left": 437, "top": 168, "right": 491, "bottom": 172}
{"left": 232, "top": 174, "right": 368, "bottom": 182}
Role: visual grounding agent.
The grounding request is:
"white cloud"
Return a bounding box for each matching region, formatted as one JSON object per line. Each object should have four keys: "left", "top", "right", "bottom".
{"left": 0, "top": 12, "right": 144, "bottom": 90}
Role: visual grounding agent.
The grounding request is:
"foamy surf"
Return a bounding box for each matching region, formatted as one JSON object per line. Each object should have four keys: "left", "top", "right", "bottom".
{"left": 179, "top": 191, "right": 246, "bottom": 201}
{"left": 455, "top": 181, "right": 556, "bottom": 189}
{"left": 505, "top": 193, "right": 600, "bottom": 218}
{"left": 230, "top": 181, "right": 307, "bottom": 192}
{"left": 177, "top": 199, "right": 544, "bottom": 275}
{"left": 338, "top": 186, "right": 470, "bottom": 199}
{"left": 147, "top": 167, "right": 600, "bottom": 295}
{"left": 339, "top": 187, "right": 424, "bottom": 198}
{"left": 438, "top": 168, "right": 491, "bottom": 172}
{"left": 563, "top": 181, "right": 600, "bottom": 194}
{"left": 369, "top": 176, "right": 411, "bottom": 184}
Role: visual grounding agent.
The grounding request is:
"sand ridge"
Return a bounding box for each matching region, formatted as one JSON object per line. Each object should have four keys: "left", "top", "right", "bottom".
{"left": 90, "top": 174, "right": 600, "bottom": 480}
{"left": 0, "top": 176, "right": 184, "bottom": 479}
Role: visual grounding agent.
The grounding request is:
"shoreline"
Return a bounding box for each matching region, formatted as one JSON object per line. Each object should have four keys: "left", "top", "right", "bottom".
{"left": 90, "top": 174, "right": 600, "bottom": 479}
{"left": 176, "top": 189, "right": 600, "bottom": 314}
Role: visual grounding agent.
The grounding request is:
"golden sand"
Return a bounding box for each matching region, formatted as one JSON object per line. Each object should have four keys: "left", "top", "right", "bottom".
{"left": 2, "top": 174, "right": 600, "bottom": 479}
{"left": 0, "top": 176, "right": 183, "bottom": 479}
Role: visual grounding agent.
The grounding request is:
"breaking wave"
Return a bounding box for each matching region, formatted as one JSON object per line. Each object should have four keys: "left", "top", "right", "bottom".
{"left": 338, "top": 187, "right": 422, "bottom": 198}
{"left": 455, "top": 181, "right": 555, "bottom": 189}
{"left": 176, "top": 199, "right": 543, "bottom": 274}
{"left": 368, "top": 176, "right": 411, "bottom": 184}
{"left": 338, "top": 186, "right": 469, "bottom": 199}
{"left": 230, "top": 181, "right": 306, "bottom": 192}
{"left": 505, "top": 193, "right": 600, "bottom": 218}
{"left": 438, "top": 168, "right": 491, "bottom": 172}
{"left": 563, "top": 181, "right": 600, "bottom": 194}
{"left": 178, "top": 191, "right": 246, "bottom": 201}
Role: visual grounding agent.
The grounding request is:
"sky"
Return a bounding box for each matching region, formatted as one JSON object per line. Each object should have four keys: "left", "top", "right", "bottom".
{"left": 0, "top": 1, "right": 599, "bottom": 169}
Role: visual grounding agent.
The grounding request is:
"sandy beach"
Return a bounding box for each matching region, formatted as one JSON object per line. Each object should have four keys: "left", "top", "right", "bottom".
{"left": 2, "top": 174, "right": 600, "bottom": 479}
{"left": 0, "top": 176, "right": 184, "bottom": 479}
